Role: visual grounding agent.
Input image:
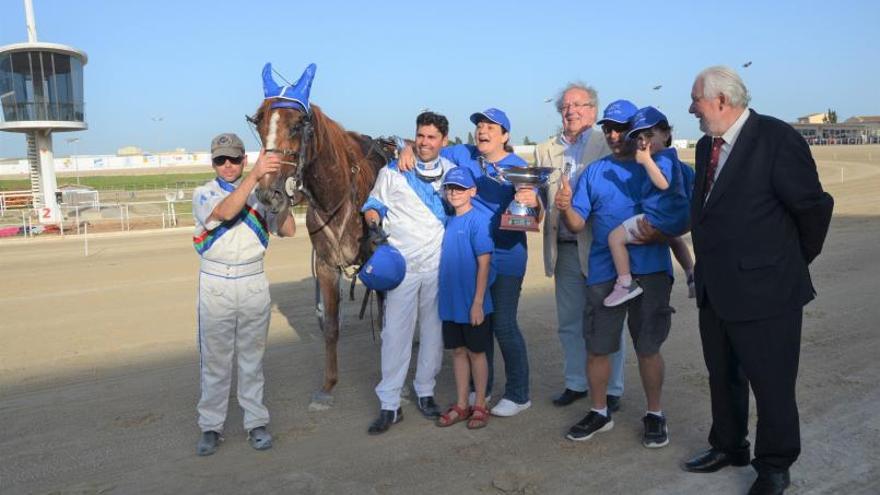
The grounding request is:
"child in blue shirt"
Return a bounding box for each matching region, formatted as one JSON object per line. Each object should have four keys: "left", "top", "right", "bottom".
{"left": 436, "top": 167, "right": 495, "bottom": 430}
{"left": 604, "top": 107, "right": 695, "bottom": 307}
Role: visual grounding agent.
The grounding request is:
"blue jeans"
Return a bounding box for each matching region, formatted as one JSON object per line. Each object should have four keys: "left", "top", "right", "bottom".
{"left": 485, "top": 274, "right": 530, "bottom": 404}
{"left": 555, "top": 243, "right": 625, "bottom": 396}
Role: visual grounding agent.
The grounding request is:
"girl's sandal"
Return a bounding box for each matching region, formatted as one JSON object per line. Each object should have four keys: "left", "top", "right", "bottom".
{"left": 467, "top": 405, "right": 489, "bottom": 429}
{"left": 436, "top": 404, "right": 471, "bottom": 427}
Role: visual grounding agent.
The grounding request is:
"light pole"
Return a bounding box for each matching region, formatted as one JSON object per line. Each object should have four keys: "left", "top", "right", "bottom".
{"left": 66, "top": 137, "right": 80, "bottom": 184}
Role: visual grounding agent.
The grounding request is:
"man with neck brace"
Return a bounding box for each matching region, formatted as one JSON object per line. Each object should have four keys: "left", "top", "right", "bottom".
{"left": 192, "top": 133, "right": 295, "bottom": 456}
{"left": 361, "top": 111, "right": 457, "bottom": 434}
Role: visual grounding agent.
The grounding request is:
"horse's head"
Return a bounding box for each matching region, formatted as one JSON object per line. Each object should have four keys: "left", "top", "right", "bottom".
{"left": 250, "top": 63, "right": 317, "bottom": 213}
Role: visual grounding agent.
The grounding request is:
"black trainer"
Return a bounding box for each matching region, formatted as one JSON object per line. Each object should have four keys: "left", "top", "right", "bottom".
{"left": 566, "top": 411, "right": 614, "bottom": 442}
{"left": 642, "top": 413, "right": 669, "bottom": 448}
{"left": 416, "top": 396, "right": 441, "bottom": 419}
{"left": 367, "top": 408, "right": 403, "bottom": 435}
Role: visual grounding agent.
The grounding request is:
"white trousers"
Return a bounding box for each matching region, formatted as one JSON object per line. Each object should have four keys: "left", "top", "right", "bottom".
{"left": 375, "top": 269, "right": 444, "bottom": 410}
{"left": 197, "top": 265, "right": 271, "bottom": 432}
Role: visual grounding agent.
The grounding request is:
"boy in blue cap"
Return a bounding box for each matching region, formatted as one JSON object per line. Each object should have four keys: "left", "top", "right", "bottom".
{"left": 435, "top": 167, "right": 495, "bottom": 430}
{"left": 603, "top": 106, "right": 695, "bottom": 307}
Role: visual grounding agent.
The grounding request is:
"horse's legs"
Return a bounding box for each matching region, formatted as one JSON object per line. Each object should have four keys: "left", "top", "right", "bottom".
{"left": 310, "top": 262, "right": 340, "bottom": 410}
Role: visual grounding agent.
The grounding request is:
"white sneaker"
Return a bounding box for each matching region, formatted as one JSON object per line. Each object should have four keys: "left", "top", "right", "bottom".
{"left": 490, "top": 398, "right": 532, "bottom": 417}
{"left": 468, "top": 392, "right": 492, "bottom": 407}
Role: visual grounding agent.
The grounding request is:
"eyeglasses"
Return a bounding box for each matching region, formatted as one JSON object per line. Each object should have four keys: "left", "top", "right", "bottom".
{"left": 601, "top": 123, "right": 630, "bottom": 135}
{"left": 212, "top": 155, "right": 244, "bottom": 166}
{"left": 558, "top": 102, "right": 596, "bottom": 112}
{"left": 445, "top": 185, "right": 470, "bottom": 193}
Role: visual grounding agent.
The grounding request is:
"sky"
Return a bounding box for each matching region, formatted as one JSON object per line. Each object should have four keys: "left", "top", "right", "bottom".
{"left": 1, "top": 0, "right": 879, "bottom": 158}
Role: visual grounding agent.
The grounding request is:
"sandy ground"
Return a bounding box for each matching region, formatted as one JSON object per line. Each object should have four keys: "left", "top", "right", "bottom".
{"left": 1, "top": 146, "right": 878, "bottom": 494}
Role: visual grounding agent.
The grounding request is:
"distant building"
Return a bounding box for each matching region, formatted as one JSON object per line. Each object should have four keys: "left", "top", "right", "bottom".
{"left": 797, "top": 113, "right": 827, "bottom": 124}
{"left": 117, "top": 146, "right": 143, "bottom": 156}
{"left": 845, "top": 115, "right": 880, "bottom": 124}
{"left": 792, "top": 115, "right": 880, "bottom": 145}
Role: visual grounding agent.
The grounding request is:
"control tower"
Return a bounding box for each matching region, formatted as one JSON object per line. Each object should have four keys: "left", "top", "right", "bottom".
{"left": 0, "top": 0, "right": 87, "bottom": 223}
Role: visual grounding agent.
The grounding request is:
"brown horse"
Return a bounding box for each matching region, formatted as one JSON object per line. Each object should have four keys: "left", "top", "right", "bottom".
{"left": 250, "top": 99, "right": 389, "bottom": 408}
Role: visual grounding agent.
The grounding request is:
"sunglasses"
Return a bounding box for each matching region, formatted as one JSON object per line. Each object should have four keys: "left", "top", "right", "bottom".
{"left": 212, "top": 155, "right": 244, "bottom": 166}
{"left": 601, "top": 123, "right": 630, "bottom": 135}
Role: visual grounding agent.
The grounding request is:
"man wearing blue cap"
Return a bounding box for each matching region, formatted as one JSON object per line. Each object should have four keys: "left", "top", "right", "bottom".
{"left": 555, "top": 100, "right": 674, "bottom": 449}
{"left": 361, "top": 111, "right": 456, "bottom": 434}
{"left": 534, "top": 83, "right": 626, "bottom": 410}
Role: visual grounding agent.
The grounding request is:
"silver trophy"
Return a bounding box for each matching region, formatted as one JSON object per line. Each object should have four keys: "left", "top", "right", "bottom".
{"left": 486, "top": 163, "right": 555, "bottom": 232}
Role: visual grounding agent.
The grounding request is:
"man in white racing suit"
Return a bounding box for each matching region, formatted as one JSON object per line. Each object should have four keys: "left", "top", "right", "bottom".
{"left": 192, "top": 133, "right": 295, "bottom": 455}
{"left": 361, "top": 112, "right": 456, "bottom": 434}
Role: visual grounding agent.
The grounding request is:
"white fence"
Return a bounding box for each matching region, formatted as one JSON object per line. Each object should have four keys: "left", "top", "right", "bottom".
{"left": 0, "top": 151, "right": 260, "bottom": 175}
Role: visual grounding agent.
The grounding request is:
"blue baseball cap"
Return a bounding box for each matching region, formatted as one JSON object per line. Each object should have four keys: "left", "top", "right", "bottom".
{"left": 469, "top": 108, "right": 511, "bottom": 133}
{"left": 358, "top": 244, "right": 406, "bottom": 292}
{"left": 596, "top": 99, "right": 639, "bottom": 126}
{"left": 627, "top": 106, "right": 668, "bottom": 139}
{"left": 442, "top": 167, "right": 476, "bottom": 189}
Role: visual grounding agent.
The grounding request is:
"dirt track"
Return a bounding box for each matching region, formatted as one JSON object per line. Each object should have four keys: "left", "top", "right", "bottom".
{"left": 0, "top": 146, "right": 878, "bottom": 494}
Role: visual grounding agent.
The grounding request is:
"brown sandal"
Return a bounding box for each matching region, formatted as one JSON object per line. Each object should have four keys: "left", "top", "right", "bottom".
{"left": 467, "top": 405, "right": 489, "bottom": 429}
{"left": 436, "top": 404, "right": 471, "bottom": 427}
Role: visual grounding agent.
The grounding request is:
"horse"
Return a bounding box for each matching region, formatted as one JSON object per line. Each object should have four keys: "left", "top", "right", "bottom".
{"left": 249, "top": 72, "right": 391, "bottom": 409}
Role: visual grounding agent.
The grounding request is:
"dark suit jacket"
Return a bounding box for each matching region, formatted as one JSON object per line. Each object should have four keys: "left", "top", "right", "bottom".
{"left": 691, "top": 110, "right": 834, "bottom": 322}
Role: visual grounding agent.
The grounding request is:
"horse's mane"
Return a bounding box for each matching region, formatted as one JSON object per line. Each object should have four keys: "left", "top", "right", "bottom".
{"left": 307, "top": 104, "right": 379, "bottom": 203}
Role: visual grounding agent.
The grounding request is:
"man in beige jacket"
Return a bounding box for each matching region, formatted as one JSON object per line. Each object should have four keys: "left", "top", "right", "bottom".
{"left": 535, "top": 83, "right": 626, "bottom": 409}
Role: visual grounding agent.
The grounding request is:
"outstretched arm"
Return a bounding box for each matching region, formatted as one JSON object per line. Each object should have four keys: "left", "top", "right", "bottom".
{"left": 209, "top": 150, "right": 280, "bottom": 222}
{"left": 554, "top": 174, "right": 586, "bottom": 232}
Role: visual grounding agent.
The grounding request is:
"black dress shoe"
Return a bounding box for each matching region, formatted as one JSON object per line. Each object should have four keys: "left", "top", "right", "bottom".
{"left": 417, "top": 396, "right": 441, "bottom": 419}
{"left": 682, "top": 448, "right": 750, "bottom": 473}
{"left": 367, "top": 408, "right": 403, "bottom": 435}
{"left": 607, "top": 395, "right": 621, "bottom": 413}
{"left": 748, "top": 470, "right": 790, "bottom": 495}
{"left": 552, "top": 389, "right": 588, "bottom": 407}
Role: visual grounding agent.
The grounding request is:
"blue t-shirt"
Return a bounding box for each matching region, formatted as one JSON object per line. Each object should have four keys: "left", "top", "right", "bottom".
{"left": 441, "top": 144, "right": 528, "bottom": 277}
{"left": 438, "top": 208, "right": 495, "bottom": 324}
{"left": 680, "top": 158, "right": 695, "bottom": 201}
{"left": 571, "top": 155, "right": 673, "bottom": 285}
{"left": 641, "top": 148, "right": 690, "bottom": 236}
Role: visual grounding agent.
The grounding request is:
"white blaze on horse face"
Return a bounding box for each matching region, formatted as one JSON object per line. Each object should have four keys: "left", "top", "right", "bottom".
{"left": 266, "top": 111, "right": 281, "bottom": 151}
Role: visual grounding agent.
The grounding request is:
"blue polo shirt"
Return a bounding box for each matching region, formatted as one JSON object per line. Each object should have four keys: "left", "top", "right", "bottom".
{"left": 641, "top": 148, "right": 690, "bottom": 236}
{"left": 439, "top": 208, "right": 495, "bottom": 324}
{"left": 441, "top": 144, "right": 528, "bottom": 277}
{"left": 571, "top": 155, "right": 673, "bottom": 285}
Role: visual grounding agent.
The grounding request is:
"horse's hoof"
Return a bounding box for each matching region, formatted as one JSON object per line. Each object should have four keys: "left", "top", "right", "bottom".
{"left": 309, "top": 391, "right": 334, "bottom": 411}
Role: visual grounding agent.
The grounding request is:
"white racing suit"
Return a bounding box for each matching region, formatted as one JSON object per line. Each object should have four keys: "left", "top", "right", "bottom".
{"left": 192, "top": 177, "right": 280, "bottom": 433}
{"left": 362, "top": 158, "right": 455, "bottom": 410}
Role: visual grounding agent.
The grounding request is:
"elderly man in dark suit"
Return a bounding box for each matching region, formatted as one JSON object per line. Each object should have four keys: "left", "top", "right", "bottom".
{"left": 680, "top": 66, "right": 833, "bottom": 495}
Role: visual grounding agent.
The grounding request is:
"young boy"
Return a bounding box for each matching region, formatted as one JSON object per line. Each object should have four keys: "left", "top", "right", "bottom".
{"left": 435, "top": 167, "right": 495, "bottom": 430}
{"left": 604, "top": 107, "right": 695, "bottom": 307}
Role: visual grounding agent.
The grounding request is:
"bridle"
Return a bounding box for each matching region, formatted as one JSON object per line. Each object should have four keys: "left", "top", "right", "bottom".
{"left": 246, "top": 109, "right": 315, "bottom": 211}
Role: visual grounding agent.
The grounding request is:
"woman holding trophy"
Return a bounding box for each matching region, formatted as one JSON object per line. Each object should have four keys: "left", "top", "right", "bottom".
{"left": 399, "top": 108, "right": 540, "bottom": 417}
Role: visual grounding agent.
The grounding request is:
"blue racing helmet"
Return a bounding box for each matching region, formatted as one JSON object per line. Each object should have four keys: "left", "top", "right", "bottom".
{"left": 358, "top": 244, "right": 406, "bottom": 291}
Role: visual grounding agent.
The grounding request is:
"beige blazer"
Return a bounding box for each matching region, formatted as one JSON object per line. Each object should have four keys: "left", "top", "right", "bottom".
{"left": 534, "top": 130, "right": 611, "bottom": 277}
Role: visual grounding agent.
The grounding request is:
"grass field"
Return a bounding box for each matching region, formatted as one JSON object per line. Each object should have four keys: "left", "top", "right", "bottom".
{"left": 0, "top": 172, "right": 216, "bottom": 192}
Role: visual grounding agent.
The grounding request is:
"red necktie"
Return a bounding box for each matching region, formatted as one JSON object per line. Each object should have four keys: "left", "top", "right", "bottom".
{"left": 704, "top": 137, "right": 724, "bottom": 200}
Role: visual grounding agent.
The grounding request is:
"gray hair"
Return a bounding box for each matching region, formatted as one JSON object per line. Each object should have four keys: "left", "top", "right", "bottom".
{"left": 697, "top": 66, "right": 750, "bottom": 108}
{"left": 555, "top": 82, "right": 599, "bottom": 113}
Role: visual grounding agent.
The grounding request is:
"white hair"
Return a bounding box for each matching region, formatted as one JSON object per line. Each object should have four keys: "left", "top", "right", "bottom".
{"left": 697, "top": 66, "right": 751, "bottom": 108}
{"left": 555, "top": 82, "right": 598, "bottom": 113}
